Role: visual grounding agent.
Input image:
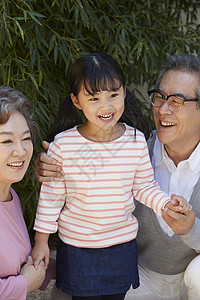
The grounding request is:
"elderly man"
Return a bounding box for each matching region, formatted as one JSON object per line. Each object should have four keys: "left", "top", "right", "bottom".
{"left": 34, "top": 54, "right": 200, "bottom": 300}
{"left": 126, "top": 54, "right": 200, "bottom": 300}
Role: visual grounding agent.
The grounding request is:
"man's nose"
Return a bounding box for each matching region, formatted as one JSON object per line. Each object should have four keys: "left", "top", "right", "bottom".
{"left": 159, "top": 100, "right": 172, "bottom": 114}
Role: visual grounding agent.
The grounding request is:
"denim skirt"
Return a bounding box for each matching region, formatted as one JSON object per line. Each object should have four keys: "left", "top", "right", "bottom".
{"left": 55, "top": 238, "right": 139, "bottom": 297}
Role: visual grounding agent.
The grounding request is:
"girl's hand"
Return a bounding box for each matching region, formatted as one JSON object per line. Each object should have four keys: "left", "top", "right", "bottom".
{"left": 31, "top": 232, "right": 50, "bottom": 269}
{"left": 34, "top": 141, "right": 63, "bottom": 182}
{"left": 31, "top": 241, "right": 50, "bottom": 270}
{"left": 170, "top": 194, "right": 192, "bottom": 213}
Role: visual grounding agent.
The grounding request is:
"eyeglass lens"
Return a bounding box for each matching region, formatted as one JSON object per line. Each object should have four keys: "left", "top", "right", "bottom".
{"left": 152, "top": 92, "right": 183, "bottom": 111}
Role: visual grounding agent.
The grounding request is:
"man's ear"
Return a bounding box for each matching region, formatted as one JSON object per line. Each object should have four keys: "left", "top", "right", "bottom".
{"left": 70, "top": 93, "right": 82, "bottom": 110}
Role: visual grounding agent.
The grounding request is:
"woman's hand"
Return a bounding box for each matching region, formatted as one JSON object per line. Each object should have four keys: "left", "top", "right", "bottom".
{"left": 34, "top": 141, "right": 63, "bottom": 182}
{"left": 20, "top": 256, "right": 46, "bottom": 293}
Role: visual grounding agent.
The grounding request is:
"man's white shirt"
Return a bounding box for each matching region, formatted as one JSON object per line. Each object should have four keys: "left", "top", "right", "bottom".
{"left": 152, "top": 136, "right": 200, "bottom": 237}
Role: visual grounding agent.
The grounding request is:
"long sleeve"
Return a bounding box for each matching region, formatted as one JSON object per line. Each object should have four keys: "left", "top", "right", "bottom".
{"left": 34, "top": 140, "right": 66, "bottom": 233}
{"left": 181, "top": 217, "right": 200, "bottom": 252}
{"left": 133, "top": 143, "right": 170, "bottom": 215}
{"left": 34, "top": 125, "right": 171, "bottom": 248}
{"left": 0, "top": 275, "right": 27, "bottom": 300}
{"left": 0, "top": 188, "right": 31, "bottom": 300}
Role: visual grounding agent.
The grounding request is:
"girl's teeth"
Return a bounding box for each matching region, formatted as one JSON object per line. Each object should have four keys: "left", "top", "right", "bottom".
{"left": 99, "top": 113, "right": 113, "bottom": 119}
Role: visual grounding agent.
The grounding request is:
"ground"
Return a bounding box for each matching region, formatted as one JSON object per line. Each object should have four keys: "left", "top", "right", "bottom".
{"left": 27, "top": 280, "right": 55, "bottom": 300}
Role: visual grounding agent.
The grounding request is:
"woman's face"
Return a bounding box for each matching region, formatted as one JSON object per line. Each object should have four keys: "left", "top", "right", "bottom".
{"left": 0, "top": 111, "right": 33, "bottom": 187}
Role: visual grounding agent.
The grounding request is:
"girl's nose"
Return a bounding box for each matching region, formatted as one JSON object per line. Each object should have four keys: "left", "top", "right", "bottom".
{"left": 102, "top": 97, "right": 111, "bottom": 108}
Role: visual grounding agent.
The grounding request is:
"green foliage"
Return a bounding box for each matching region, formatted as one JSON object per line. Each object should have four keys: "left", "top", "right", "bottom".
{"left": 0, "top": 0, "right": 199, "bottom": 231}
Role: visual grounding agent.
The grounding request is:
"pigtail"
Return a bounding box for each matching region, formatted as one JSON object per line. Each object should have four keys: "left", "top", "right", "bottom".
{"left": 47, "top": 95, "right": 85, "bottom": 142}
{"left": 119, "top": 89, "right": 151, "bottom": 141}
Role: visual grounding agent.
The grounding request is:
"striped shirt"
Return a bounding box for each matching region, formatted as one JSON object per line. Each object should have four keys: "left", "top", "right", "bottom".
{"left": 34, "top": 124, "right": 170, "bottom": 248}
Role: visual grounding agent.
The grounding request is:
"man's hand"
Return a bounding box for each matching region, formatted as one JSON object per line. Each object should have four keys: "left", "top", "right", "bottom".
{"left": 34, "top": 141, "right": 63, "bottom": 182}
{"left": 162, "top": 207, "right": 196, "bottom": 235}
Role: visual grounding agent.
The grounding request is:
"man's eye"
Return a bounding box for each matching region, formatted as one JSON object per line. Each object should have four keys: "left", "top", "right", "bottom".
{"left": 170, "top": 97, "right": 183, "bottom": 106}
{"left": 155, "top": 93, "right": 163, "bottom": 99}
{"left": 155, "top": 95, "right": 163, "bottom": 101}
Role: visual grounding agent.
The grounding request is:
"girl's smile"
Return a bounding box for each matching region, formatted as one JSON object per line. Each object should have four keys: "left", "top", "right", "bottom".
{"left": 98, "top": 112, "right": 114, "bottom": 121}
{"left": 71, "top": 85, "right": 126, "bottom": 142}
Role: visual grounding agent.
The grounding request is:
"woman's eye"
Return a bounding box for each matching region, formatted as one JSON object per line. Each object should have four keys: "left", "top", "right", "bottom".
{"left": 1, "top": 139, "right": 12, "bottom": 144}
{"left": 23, "top": 136, "right": 32, "bottom": 141}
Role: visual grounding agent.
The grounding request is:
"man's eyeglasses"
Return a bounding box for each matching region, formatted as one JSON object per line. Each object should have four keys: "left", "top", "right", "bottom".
{"left": 148, "top": 89, "right": 199, "bottom": 112}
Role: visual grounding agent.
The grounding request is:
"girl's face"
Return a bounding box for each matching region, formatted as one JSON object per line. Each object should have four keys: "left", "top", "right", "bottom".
{"left": 71, "top": 84, "right": 126, "bottom": 134}
{"left": 0, "top": 111, "right": 33, "bottom": 188}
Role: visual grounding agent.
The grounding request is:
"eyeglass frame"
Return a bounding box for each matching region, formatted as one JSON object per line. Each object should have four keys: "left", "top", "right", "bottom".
{"left": 148, "top": 89, "right": 199, "bottom": 111}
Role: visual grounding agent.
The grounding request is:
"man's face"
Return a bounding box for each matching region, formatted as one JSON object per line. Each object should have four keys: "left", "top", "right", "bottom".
{"left": 153, "top": 70, "right": 200, "bottom": 156}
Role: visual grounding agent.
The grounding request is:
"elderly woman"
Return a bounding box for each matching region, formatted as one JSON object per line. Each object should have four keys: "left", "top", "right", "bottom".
{"left": 0, "top": 86, "right": 46, "bottom": 299}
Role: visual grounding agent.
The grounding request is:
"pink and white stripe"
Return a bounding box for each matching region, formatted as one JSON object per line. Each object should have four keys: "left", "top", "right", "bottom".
{"left": 34, "top": 124, "right": 170, "bottom": 248}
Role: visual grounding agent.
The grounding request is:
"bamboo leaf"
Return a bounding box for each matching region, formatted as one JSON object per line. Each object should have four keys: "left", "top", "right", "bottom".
{"left": 29, "top": 73, "right": 39, "bottom": 91}
{"left": 27, "top": 11, "right": 43, "bottom": 25}
{"left": 39, "top": 70, "right": 43, "bottom": 86}
{"left": 14, "top": 19, "right": 24, "bottom": 41}
{"left": 54, "top": 45, "right": 58, "bottom": 64}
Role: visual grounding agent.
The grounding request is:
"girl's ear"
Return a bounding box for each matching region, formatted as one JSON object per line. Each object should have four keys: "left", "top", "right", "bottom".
{"left": 70, "top": 93, "right": 82, "bottom": 110}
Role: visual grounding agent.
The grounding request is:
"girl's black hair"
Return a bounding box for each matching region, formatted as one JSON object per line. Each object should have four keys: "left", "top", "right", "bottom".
{"left": 119, "top": 89, "right": 151, "bottom": 140}
{"left": 47, "top": 52, "right": 151, "bottom": 142}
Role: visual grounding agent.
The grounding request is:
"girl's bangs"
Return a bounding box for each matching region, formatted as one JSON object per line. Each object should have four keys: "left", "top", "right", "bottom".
{"left": 84, "top": 72, "right": 122, "bottom": 95}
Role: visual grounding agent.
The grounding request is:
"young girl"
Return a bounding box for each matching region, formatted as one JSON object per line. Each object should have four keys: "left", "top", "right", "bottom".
{"left": 32, "top": 53, "right": 191, "bottom": 300}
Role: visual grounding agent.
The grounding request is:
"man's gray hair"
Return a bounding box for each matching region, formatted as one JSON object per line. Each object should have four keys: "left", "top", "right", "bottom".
{"left": 155, "top": 54, "right": 200, "bottom": 109}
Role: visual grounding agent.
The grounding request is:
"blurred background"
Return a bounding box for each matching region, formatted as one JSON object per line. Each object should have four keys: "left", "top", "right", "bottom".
{"left": 0, "top": 0, "right": 199, "bottom": 239}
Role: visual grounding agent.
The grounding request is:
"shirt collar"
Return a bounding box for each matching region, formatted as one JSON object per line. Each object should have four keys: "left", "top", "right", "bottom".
{"left": 153, "top": 136, "right": 164, "bottom": 167}
{"left": 153, "top": 136, "right": 200, "bottom": 172}
{"left": 187, "top": 141, "right": 200, "bottom": 172}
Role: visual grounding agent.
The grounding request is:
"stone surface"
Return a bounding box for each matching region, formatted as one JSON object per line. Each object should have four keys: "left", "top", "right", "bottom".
{"left": 26, "top": 280, "right": 55, "bottom": 300}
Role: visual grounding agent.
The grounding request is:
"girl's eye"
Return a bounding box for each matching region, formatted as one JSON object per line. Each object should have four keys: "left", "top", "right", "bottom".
{"left": 110, "top": 93, "right": 118, "bottom": 98}
{"left": 89, "top": 97, "right": 99, "bottom": 101}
